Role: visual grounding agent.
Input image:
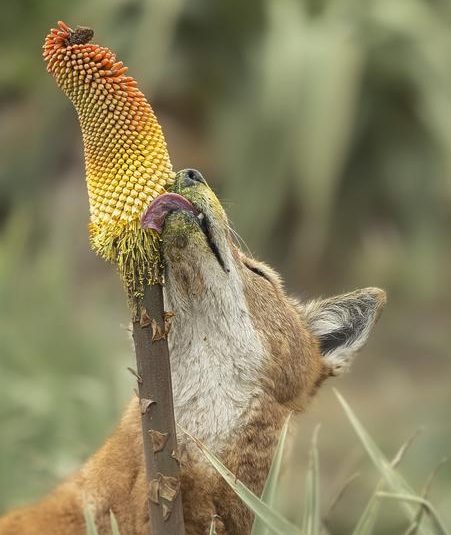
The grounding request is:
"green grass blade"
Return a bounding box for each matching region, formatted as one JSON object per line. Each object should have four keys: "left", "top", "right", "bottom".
{"left": 302, "top": 425, "right": 320, "bottom": 535}
{"left": 83, "top": 507, "right": 99, "bottom": 535}
{"left": 209, "top": 517, "right": 218, "bottom": 535}
{"left": 351, "top": 432, "right": 420, "bottom": 535}
{"left": 181, "top": 428, "right": 303, "bottom": 535}
{"left": 334, "top": 390, "right": 436, "bottom": 535}
{"left": 377, "top": 493, "right": 450, "bottom": 535}
{"left": 110, "top": 510, "right": 122, "bottom": 535}
{"left": 251, "top": 413, "right": 292, "bottom": 535}
{"left": 351, "top": 494, "right": 380, "bottom": 535}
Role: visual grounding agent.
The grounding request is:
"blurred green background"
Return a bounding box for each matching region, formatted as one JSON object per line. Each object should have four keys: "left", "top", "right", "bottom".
{"left": 0, "top": 0, "right": 450, "bottom": 533}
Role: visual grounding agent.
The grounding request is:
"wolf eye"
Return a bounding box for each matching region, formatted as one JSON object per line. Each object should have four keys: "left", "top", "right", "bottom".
{"left": 186, "top": 169, "right": 206, "bottom": 184}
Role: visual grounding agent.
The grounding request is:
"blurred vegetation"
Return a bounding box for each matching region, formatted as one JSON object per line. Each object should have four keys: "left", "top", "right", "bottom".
{"left": 0, "top": 0, "right": 450, "bottom": 533}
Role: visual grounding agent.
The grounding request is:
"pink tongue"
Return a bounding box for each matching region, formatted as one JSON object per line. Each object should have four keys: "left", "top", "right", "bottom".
{"left": 141, "top": 193, "right": 199, "bottom": 233}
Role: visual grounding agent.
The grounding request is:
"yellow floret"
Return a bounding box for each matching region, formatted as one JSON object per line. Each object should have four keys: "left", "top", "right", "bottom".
{"left": 43, "top": 21, "right": 175, "bottom": 295}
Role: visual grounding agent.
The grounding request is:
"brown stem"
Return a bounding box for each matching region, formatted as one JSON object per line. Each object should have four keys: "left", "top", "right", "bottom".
{"left": 132, "top": 284, "right": 185, "bottom": 535}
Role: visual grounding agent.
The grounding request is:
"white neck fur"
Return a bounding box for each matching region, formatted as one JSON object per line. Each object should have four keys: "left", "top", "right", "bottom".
{"left": 164, "top": 254, "right": 265, "bottom": 449}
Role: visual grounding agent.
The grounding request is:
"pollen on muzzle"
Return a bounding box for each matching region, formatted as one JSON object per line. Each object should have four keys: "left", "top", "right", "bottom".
{"left": 43, "top": 20, "right": 176, "bottom": 294}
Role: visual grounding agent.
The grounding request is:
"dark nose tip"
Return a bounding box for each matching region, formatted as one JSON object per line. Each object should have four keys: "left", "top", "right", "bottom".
{"left": 181, "top": 168, "right": 207, "bottom": 186}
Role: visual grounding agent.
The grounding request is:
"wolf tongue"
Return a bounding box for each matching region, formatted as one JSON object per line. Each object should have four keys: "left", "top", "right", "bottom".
{"left": 141, "top": 193, "right": 199, "bottom": 233}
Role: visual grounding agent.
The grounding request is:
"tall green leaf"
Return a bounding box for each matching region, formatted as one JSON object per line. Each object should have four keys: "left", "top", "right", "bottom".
{"left": 251, "top": 413, "right": 292, "bottom": 535}
{"left": 181, "top": 428, "right": 304, "bottom": 535}
{"left": 110, "top": 510, "right": 122, "bottom": 535}
{"left": 377, "top": 493, "right": 450, "bottom": 535}
{"left": 335, "top": 390, "right": 437, "bottom": 535}
{"left": 351, "top": 493, "right": 381, "bottom": 535}
{"left": 83, "top": 507, "right": 99, "bottom": 535}
{"left": 302, "top": 425, "right": 320, "bottom": 535}
{"left": 351, "top": 431, "right": 421, "bottom": 535}
{"left": 209, "top": 517, "right": 218, "bottom": 535}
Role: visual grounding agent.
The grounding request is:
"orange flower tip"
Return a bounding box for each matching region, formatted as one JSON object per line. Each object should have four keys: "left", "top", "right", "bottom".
{"left": 58, "top": 20, "right": 71, "bottom": 32}
{"left": 114, "top": 66, "right": 128, "bottom": 77}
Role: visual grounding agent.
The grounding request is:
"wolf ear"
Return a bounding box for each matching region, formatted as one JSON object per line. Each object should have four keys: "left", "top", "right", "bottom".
{"left": 303, "top": 288, "right": 386, "bottom": 376}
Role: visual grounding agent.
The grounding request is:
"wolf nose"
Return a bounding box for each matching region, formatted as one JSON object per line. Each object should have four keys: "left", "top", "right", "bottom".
{"left": 179, "top": 168, "right": 207, "bottom": 186}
